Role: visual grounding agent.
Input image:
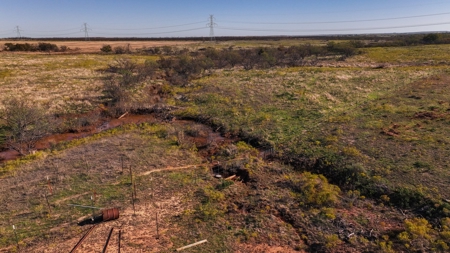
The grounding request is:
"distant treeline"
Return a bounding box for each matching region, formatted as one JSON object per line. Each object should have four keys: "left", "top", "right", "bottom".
{"left": 3, "top": 42, "right": 68, "bottom": 52}
{"left": 2, "top": 32, "right": 449, "bottom": 45}
{"left": 2, "top": 33, "right": 448, "bottom": 53}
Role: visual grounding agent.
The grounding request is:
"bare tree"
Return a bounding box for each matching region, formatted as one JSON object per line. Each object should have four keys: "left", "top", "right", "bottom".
{"left": 0, "top": 97, "right": 52, "bottom": 155}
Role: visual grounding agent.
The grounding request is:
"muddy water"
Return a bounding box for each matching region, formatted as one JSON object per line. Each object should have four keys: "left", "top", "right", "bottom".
{"left": 0, "top": 114, "right": 156, "bottom": 163}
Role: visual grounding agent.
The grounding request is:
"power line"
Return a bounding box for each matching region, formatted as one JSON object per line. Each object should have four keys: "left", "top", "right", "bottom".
{"left": 207, "top": 15, "right": 217, "bottom": 41}
{"left": 0, "top": 31, "right": 14, "bottom": 36}
{"left": 218, "top": 0, "right": 449, "bottom": 17}
{"left": 80, "top": 23, "right": 91, "bottom": 41}
{"left": 91, "top": 27, "right": 206, "bottom": 36}
{"left": 218, "top": 12, "right": 450, "bottom": 25}
{"left": 95, "top": 21, "right": 205, "bottom": 31}
{"left": 31, "top": 27, "right": 80, "bottom": 33}
{"left": 14, "top": 26, "right": 23, "bottom": 39}
{"left": 1, "top": 11, "right": 449, "bottom": 39}
{"left": 23, "top": 31, "right": 81, "bottom": 37}
{"left": 216, "top": 21, "right": 450, "bottom": 33}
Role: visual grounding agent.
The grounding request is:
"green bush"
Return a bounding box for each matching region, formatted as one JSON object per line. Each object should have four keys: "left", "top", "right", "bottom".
{"left": 294, "top": 172, "right": 341, "bottom": 207}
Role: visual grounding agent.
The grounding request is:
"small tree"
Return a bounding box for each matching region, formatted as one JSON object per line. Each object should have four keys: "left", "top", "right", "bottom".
{"left": 0, "top": 97, "right": 52, "bottom": 155}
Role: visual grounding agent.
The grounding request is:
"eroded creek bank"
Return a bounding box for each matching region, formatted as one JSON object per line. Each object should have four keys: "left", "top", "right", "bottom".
{"left": 0, "top": 112, "right": 254, "bottom": 175}
{"left": 0, "top": 114, "right": 156, "bottom": 162}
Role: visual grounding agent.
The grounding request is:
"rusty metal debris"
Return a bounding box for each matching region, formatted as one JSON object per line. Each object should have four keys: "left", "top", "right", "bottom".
{"left": 69, "top": 205, "right": 120, "bottom": 225}
{"left": 102, "top": 227, "right": 114, "bottom": 253}
{"left": 70, "top": 224, "right": 97, "bottom": 253}
{"left": 118, "top": 230, "right": 122, "bottom": 253}
{"left": 102, "top": 208, "right": 120, "bottom": 222}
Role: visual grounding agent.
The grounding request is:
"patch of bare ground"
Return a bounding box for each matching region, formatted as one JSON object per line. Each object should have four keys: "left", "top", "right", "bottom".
{"left": 28, "top": 196, "right": 182, "bottom": 252}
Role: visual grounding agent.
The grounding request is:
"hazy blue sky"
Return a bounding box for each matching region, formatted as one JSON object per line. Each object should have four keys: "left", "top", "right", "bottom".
{"left": 1, "top": 0, "right": 450, "bottom": 38}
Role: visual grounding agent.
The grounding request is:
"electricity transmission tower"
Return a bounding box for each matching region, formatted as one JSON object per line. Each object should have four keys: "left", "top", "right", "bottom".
{"left": 81, "top": 23, "right": 91, "bottom": 41}
{"left": 207, "top": 15, "right": 217, "bottom": 42}
{"left": 14, "top": 26, "right": 22, "bottom": 39}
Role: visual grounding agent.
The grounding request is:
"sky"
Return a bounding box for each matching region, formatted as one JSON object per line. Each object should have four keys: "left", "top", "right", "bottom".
{"left": 1, "top": 0, "right": 450, "bottom": 38}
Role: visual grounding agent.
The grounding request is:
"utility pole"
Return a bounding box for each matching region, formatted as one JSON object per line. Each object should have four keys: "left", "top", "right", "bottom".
{"left": 81, "top": 23, "right": 91, "bottom": 41}
{"left": 14, "top": 26, "right": 22, "bottom": 39}
{"left": 206, "top": 15, "right": 217, "bottom": 42}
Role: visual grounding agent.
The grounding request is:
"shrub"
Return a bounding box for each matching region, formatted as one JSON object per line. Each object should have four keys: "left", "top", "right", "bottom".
{"left": 162, "top": 45, "right": 173, "bottom": 55}
{"left": 37, "top": 42, "right": 59, "bottom": 52}
{"left": 325, "top": 234, "right": 343, "bottom": 249}
{"left": 423, "top": 33, "right": 440, "bottom": 44}
{"left": 113, "top": 45, "right": 131, "bottom": 54}
{"left": 138, "top": 60, "right": 159, "bottom": 79}
{"left": 398, "top": 218, "right": 433, "bottom": 251}
{"left": 4, "top": 43, "right": 35, "bottom": 51}
{"left": 100, "top": 44, "right": 112, "bottom": 53}
{"left": 3, "top": 42, "right": 60, "bottom": 52}
{"left": 224, "top": 50, "right": 242, "bottom": 67}
{"left": 59, "top": 45, "right": 68, "bottom": 52}
{"left": 389, "top": 187, "right": 427, "bottom": 209}
{"left": 103, "top": 58, "right": 143, "bottom": 114}
{"left": 294, "top": 172, "right": 341, "bottom": 207}
{"left": 327, "top": 41, "right": 358, "bottom": 58}
{"left": 0, "top": 97, "right": 52, "bottom": 155}
{"left": 158, "top": 54, "right": 206, "bottom": 86}
{"left": 114, "top": 46, "right": 126, "bottom": 54}
{"left": 0, "top": 125, "right": 6, "bottom": 147}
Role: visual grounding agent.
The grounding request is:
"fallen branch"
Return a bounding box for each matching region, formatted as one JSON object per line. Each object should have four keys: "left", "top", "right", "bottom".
{"left": 225, "top": 175, "right": 236, "bottom": 180}
{"left": 176, "top": 239, "right": 208, "bottom": 251}
{"left": 118, "top": 112, "right": 129, "bottom": 119}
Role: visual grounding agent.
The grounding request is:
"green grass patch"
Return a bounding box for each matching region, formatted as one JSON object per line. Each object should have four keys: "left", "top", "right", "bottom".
{"left": 363, "top": 44, "right": 450, "bottom": 63}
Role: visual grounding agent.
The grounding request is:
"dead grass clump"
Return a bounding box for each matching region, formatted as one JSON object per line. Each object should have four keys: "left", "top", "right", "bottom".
{"left": 414, "top": 111, "right": 445, "bottom": 120}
